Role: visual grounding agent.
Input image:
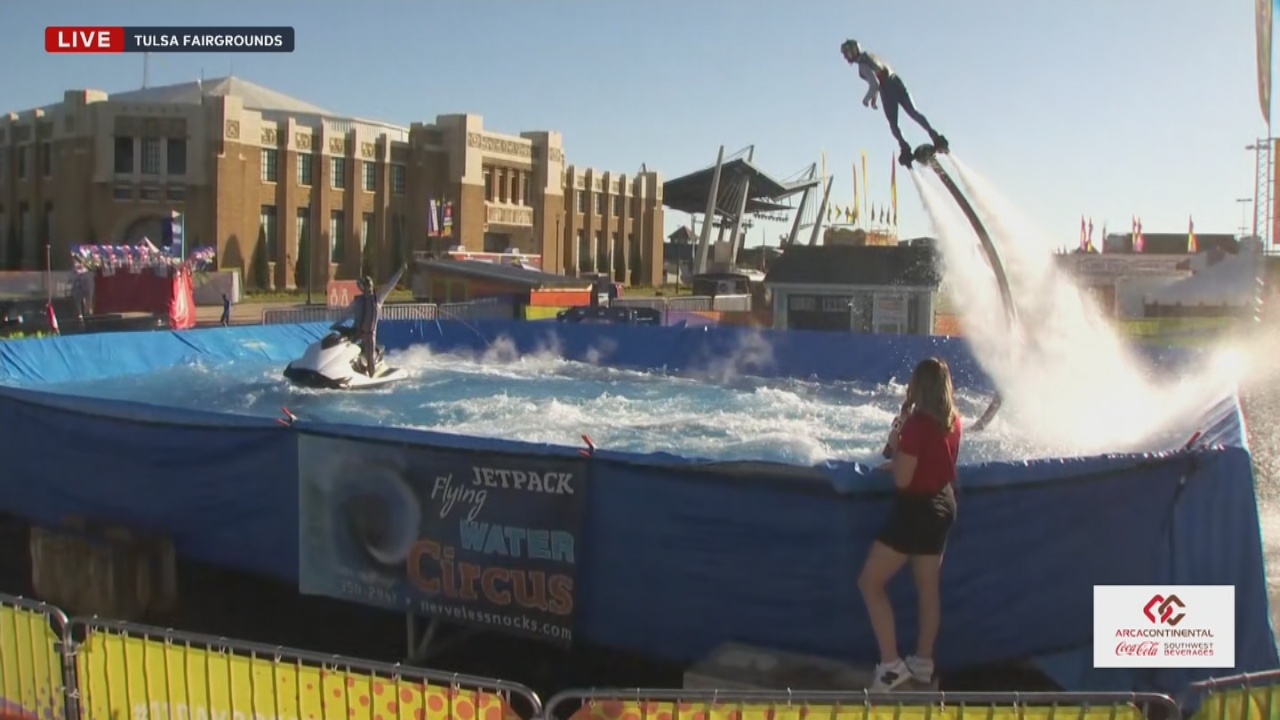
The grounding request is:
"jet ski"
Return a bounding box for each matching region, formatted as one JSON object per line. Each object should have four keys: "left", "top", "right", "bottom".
{"left": 283, "top": 265, "right": 408, "bottom": 390}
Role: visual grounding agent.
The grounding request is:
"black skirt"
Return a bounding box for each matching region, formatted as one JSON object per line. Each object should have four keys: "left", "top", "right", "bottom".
{"left": 876, "top": 484, "right": 957, "bottom": 556}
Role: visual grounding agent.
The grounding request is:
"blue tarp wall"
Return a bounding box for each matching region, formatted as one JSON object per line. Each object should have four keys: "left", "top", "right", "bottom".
{"left": 0, "top": 319, "right": 1274, "bottom": 699}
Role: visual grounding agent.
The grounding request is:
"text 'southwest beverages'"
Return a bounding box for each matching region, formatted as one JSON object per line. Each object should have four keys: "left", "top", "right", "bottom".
{"left": 46, "top": 26, "right": 295, "bottom": 53}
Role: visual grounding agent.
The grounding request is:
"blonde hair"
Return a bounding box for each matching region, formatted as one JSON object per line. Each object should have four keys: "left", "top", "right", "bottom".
{"left": 907, "top": 357, "right": 958, "bottom": 432}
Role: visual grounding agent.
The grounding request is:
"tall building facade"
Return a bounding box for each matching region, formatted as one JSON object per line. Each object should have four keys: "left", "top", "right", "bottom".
{"left": 0, "top": 77, "right": 664, "bottom": 288}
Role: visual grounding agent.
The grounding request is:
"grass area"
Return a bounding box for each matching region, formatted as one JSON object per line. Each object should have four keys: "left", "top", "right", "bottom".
{"left": 1118, "top": 316, "right": 1239, "bottom": 337}
{"left": 0, "top": 332, "right": 52, "bottom": 341}
{"left": 620, "top": 284, "right": 693, "bottom": 297}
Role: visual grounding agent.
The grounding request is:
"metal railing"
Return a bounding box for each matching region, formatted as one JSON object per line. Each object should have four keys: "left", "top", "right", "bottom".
{"left": 610, "top": 295, "right": 752, "bottom": 320}
{"left": 64, "top": 617, "right": 543, "bottom": 720}
{"left": 544, "top": 688, "right": 1183, "bottom": 720}
{"left": 259, "top": 301, "right": 503, "bottom": 326}
{"left": 28, "top": 593, "right": 1280, "bottom": 720}
{"left": 0, "top": 594, "right": 72, "bottom": 720}
{"left": 1179, "top": 669, "right": 1280, "bottom": 719}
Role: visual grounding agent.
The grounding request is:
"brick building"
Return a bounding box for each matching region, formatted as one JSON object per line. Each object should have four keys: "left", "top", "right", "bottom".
{"left": 0, "top": 76, "right": 665, "bottom": 288}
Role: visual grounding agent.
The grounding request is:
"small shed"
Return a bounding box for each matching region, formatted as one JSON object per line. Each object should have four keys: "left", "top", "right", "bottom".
{"left": 763, "top": 244, "right": 942, "bottom": 333}
{"left": 413, "top": 259, "right": 593, "bottom": 308}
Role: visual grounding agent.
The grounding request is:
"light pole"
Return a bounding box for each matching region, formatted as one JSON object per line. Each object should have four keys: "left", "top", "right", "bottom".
{"left": 1237, "top": 197, "right": 1254, "bottom": 237}
{"left": 1245, "top": 139, "right": 1275, "bottom": 245}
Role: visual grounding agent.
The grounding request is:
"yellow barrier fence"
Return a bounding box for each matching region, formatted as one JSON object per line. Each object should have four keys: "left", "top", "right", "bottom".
{"left": 66, "top": 618, "right": 542, "bottom": 720}
{"left": 0, "top": 595, "right": 69, "bottom": 720}
{"left": 1181, "top": 669, "right": 1280, "bottom": 719}
{"left": 545, "top": 688, "right": 1183, "bottom": 720}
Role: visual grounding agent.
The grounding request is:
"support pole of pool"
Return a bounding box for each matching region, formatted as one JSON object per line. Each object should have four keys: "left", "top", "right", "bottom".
{"left": 695, "top": 145, "right": 725, "bottom": 275}
{"left": 808, "top": 175, "right": 834, "bottom": 246}
{"left": 784, "top": 163, "right": 817, "bottom": 246}
{"left": 727, "top": 146, "right": 754, "bottom": 267}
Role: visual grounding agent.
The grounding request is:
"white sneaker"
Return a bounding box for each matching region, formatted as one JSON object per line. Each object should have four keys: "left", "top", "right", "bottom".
{"left": 869, "top": 659, "right": 911, "bottom": 692}
{"left": 905, "top": 655, "right": 934, "bottom": 683}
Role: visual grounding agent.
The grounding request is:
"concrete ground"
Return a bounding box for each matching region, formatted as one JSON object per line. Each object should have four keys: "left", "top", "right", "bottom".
{"left": 193, "top": 301, "right": 308, "bottom": 327}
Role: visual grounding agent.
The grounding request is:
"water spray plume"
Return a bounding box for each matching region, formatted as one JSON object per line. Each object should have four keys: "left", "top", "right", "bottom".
{"left": 912, "top": 155, "right": 1244, "bottom": 455}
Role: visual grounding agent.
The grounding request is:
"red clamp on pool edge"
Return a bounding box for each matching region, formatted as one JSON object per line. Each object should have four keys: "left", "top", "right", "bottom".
{"left": 1182, "top": 430, "right": 1202, "bottom": 451}
{"left": 276, "top": 406, "right": 298, "bottom": 427}
{"left": 579, "top": 434, "right": 596, "bottom": 458}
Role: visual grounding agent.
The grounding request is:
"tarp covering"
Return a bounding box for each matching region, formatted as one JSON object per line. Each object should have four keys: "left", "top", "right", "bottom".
{"left": 0, "top": 320, "right": 1273, "bottom": 700}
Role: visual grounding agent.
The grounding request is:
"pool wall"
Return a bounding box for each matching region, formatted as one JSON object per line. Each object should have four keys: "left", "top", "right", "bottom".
{"left": 0, "top": 320, "right": 1273, "bottom": 698}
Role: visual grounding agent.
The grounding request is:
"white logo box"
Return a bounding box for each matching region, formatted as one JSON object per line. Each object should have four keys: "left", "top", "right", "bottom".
{"left": 1094, "top": 585, "right": 1235, "bottom": 668}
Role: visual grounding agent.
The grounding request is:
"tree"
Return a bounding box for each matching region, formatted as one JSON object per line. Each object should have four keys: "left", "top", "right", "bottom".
{"left": 294, "top": 235, "right": 310, "bottom": 290}
{"left": 361, "top": 232, "right": 378, "bottom": 282}
{"left": 251, "top": 227, "right": 270, "bottom": 290}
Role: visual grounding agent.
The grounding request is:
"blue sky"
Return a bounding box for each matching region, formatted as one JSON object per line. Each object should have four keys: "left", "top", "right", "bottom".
{"left": 0, "top": 0, "right": 1271, "bottom": 247}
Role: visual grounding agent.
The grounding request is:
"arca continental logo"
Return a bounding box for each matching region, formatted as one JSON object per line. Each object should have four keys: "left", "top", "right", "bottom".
{"left": 1143, "top": 593, "right": 1186, "bottom": 626}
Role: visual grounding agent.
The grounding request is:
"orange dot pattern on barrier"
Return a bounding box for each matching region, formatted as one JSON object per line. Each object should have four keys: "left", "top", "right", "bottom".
{"left": 567, "top": 700, "right": 1149, "bottom": 720}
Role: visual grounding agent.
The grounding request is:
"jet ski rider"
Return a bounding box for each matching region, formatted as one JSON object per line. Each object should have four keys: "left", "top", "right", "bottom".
{"left": 351, "top": 275, "right": 381, "bottom": 377}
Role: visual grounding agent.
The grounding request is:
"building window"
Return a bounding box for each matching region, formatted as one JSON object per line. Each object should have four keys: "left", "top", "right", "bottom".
{"left": 576, "top": 191, "right": 586, "bottom": 214}
{"left": 298, "top": 154, "right": 314, "bottom": 186}
{"left": 261, "top": 149, "right": 279, "bottom": 183}
{"left": 141, "top": 137, "right": 161, "bottom": 175}
{"left": 484, "top": 167, "right": 493, "bottom": 202}
{"left": 167, "top": 139, "right": 187, "bottom": 176}
{"left": 113, "top": 137, "right": 133, "bottom": 174}
{"left": 362, "top": 212, "right": 375, "bottom": 253}
{"left": 613, "top": 195, "right": 622, "bottom": 215}
{"left": 390, "top": 164, "right": 405, "bottom": 195}
{"left": 500, "top": 169, "right": 511, "bottom": 203}
{"left": 41, "top": 143, "right": 52, "bottom": 177}
{"left": 595, "top": 193, "right": 604, "bottom": 214}
{"left": 329, "top": 210, "right": 344, "bottom": 263}
{"left": 167, "top": 185, "right": 185, "bottom": 201}
{"left": 577, "top": 230, "right": 588, "bottom": 272}
{"left": 139, "top": 187, "right": 161, "bottom": 201}
{"left": 522, "top": 176, "right": 531, "bottom": 206}
{"left": 16, "top": 147, "right": 28, "bottom": 180}
{"left": 330, "top": 157, "right": 346, "bottom": 189}
{"left": 363, "top": 162, "right": 376, "bottom": 192}
{"left": 261, "top": 205, "right": 278, "bottom": 260}
{"left": 631, "top": 197, "right": 640, "bottom": 216}
{"left": 509, "top": 172, "right": 519, "bottom": 204}
{"left": 112, "top": 186, "right": 131, "bottom": 201}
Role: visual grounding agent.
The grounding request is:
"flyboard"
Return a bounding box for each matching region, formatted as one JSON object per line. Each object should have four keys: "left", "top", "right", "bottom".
{"left": 283, "top": 265, "right": 410, "bottom": 390}
{"left": 882, "top": 144, "right": 1017, "bottom": 457}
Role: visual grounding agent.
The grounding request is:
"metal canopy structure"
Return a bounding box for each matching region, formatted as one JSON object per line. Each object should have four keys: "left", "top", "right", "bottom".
{"left": 663, "top": 158, "right": 819, "bottom": 215}
{"left": 663, "top": 146, "right": 827, "bottom": 274}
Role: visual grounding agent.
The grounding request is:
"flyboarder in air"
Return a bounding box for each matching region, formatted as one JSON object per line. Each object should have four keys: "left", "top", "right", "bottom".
{"left": 841, "top": 40, "right": 949, "bottom": 168}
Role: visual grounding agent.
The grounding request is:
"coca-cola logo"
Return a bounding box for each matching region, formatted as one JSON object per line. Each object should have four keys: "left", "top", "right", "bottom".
{"left": 1143, "top": 594, "right": 1186, "bottom": 626}
{"left": 1115, "top": 640, "right": 1159, "bottom": 657}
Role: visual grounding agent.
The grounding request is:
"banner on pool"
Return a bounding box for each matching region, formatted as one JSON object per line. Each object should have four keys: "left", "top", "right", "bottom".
{"left": 297, "top": 433, "right": 587, "bottom": 646}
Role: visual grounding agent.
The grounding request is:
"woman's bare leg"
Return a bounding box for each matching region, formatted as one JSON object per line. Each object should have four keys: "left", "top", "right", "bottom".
{"left": 910, "top": 554, "right": 944, "bottom": 658}
{"left": 858, "top": 541, "right": 910, "bottom": 662}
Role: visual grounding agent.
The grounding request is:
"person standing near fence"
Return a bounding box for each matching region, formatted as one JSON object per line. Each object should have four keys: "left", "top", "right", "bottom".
{"left": 861, "top": 357, "right": 961, "bottom": 692}
{"left": 220, "top": 294, "right": 231, "bottom": 327}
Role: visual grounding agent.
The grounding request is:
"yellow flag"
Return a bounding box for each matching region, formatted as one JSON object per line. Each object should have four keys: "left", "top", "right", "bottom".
{"left": 821, "top": 148, "right": 827, "bottom": 181}
{"left": 890, "top": 159, "right": 898, "bottom": 226}
{"left": 861, "top": 151, "right": 869, "bottom": 227}
{"left": 833, "top": 203, "right": 842, "bottom": 220}
{"left": 852, "top": 162, "right": 860, "bottom": 224}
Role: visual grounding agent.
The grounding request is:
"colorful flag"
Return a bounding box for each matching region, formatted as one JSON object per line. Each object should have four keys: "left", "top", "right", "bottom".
{"left": 443, "top": 202, "right": 454, "bottom": 235}
{"left": 1100, "top": 222, "right": 1107, "bottom": 253}
{"left": 1080, "top": 216, "right": 1087, "bottom": 251}
{"left": 1188, "top": 215, "right": 1198, "bottom": 253}
{"left": 1087, "top": 218, "right": 1094, "bottom": 251}
{"left": 427, "top": 200, "right": 439, "bottom": 237}
{"left": 1135, "top": 218, "right": 1144, "bottom": 253}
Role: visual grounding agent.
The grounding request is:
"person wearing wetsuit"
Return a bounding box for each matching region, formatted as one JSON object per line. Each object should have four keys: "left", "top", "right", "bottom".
{"left": 352, "top": 276, "right": 380, "bottom": 377}
{"left": 841, "top": 40, "right": 948, "bottom": 168}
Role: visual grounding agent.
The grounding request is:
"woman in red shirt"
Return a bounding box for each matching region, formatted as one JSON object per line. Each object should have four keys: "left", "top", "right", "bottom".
{"left": 859, "top": 357, "right": 961, "bottom": 692}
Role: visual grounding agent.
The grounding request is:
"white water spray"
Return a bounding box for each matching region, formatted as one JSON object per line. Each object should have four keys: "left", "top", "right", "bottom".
{"left": 911, "top": 158, "right": 1241, "bottom": 455}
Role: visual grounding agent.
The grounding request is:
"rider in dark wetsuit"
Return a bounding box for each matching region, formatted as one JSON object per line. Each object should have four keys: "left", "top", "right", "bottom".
{"left": 842, "top": 40, "right": 949, "bottom": 168}
{"left": 351, "top": 276, "right": 380, "bottom": 376}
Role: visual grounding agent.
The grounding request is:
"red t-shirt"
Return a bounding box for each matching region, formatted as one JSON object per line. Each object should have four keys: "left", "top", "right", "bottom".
{"left": 896, "top": 411, "right": 962, "bottom": 495}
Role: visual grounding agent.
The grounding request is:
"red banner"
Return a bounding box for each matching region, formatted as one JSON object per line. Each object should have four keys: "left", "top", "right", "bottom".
{"left": 327, "top": 280, "right": 359, "bottom": 308}
{"left": 170, "top": 267, "right": 194, "bottom": 330}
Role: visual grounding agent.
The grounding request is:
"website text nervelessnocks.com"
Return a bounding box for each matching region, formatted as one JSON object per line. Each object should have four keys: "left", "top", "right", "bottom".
{"left": 419, "top": 599, "right": 571, "bottom": 640}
